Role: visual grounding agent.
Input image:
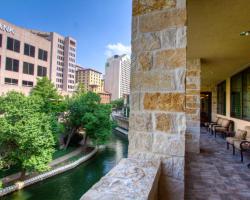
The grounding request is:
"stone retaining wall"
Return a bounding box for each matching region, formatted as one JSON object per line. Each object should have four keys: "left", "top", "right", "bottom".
{"left": 80, "top": 158, "right": 161, "bottom": 200}
{"left": 0, "top": 147, "right": 98, "bottom": 197}
{"left": 113, "top": 115, "right": 129, "bottom": 130}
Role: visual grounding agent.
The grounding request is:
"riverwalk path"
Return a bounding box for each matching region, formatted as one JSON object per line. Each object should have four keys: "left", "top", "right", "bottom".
{"left": 1, "top": 146, "right": 85, "bottom": 185}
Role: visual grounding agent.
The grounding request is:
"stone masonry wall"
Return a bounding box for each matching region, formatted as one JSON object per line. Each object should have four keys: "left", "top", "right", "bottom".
{"left": 129, "top": 0, "right": 187, "bottom": 199}
{"left": 185, "top": 59, "right": 201, "bottom": 153}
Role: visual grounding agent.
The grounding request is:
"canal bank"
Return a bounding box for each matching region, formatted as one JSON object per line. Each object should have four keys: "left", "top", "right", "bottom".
{"left": 2, "top": 130, "right": 128, "bottom": 200}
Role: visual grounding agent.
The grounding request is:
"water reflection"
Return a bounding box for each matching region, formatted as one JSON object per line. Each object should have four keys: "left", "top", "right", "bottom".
{"left": 2, "top": 131, "right": 128, "bottom": 200}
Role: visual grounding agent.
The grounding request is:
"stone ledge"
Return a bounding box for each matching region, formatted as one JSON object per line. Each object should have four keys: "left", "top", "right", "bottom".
{"left": 80, "top": 158, "right": 161, "bottom": 200}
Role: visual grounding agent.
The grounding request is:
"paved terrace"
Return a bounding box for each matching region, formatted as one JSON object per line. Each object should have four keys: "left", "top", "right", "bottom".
{"left": 185, "top": 128, "right": 250, "bottom": 200}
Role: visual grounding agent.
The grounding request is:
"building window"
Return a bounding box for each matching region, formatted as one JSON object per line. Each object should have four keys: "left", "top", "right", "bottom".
{"left": 231, "top": 73, "right": 242, "bottom": 119}
{"left": 217, "top": 81, "right": 226, "bottom": 115}
{"left": 242, "top": 68, "right": 250, "bottom": 120}
{"left": 37, "top": 65, "right": 47, "bottom": 77}
{"left": 0, "top": 34, "right": 2, "bottom": 47}
{"left": 38, "top": 49, "right": 48, "bottom": 61}
{"left": 7, "top": 37, "right": 20, "bottom": 53}
{"left": 230, "top": 67, "right": 250, "bottom": 120}
{"left": 22, "top": 80, "right": 33, "bottom": 87}
{"left": 23, "top": 62, "right": 34, "bottom": 75}
{"left": 5, "top": 57, "right": 19, "bottom": 72}
{"left": 5, "top": 77, "right": 18, "bottom": 85}
{"left": 24, "top": 43, "right": 35, "bottom": 57}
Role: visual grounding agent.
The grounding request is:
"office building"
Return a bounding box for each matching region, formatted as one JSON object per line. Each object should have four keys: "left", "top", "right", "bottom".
{"left": 104, "top": 54, "right": 131, "bottom": 100}
{"left": 0, "top": 19, "right": 77, "bottom": 95}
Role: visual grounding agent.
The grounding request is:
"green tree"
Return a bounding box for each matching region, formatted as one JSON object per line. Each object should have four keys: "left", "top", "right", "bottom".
{"left": 65, "top": 92, "right": 112, "bottom": 148}
{"left": 30, "top": 77, "right": 62, "bottom": 114}
{"left": 75, "top": 82, "right": 86, "bottom": 95}
{"left": 111, "top": 98, "right": 124, "bottom": 110}
{"left": 0, "top": 92, "right": 55, "bottom": 178}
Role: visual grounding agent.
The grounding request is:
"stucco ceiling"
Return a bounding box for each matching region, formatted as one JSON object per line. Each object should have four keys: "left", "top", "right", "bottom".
{"left": 187, "top": 0, "right": 250, "bottom": 87}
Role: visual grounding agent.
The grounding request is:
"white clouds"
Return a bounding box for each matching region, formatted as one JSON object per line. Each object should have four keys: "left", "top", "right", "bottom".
{"left": 105, "top": 43, "right": 131, "bottom": 58}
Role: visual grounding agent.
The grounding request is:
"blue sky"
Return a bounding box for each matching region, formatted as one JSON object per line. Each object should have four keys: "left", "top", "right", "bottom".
{"left": 1, "top": 0, "right": 132, "bottom": 73}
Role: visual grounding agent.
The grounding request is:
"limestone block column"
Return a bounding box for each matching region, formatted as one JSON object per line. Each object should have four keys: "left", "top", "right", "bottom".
{"left": 186, "top": 59, "right": 201, "bottom": 153}
{"left": 129, "top": 0, "right": 187, "bottom": 199}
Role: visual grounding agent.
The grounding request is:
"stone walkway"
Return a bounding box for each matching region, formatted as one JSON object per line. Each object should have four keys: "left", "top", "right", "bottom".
{"left": 2, "top": 147, "right": 84, "bottom": 185}
{"left": 185, "top": 128, "right": 250, "bottom": 200}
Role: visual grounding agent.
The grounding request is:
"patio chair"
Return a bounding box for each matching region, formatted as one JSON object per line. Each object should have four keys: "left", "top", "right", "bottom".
{"left": 204, "top": 117, "right": 218, "bottom": 132}
{"left": 233, "top": 126, "right": 250, "bottom": 162}
{"left": 208, "top": 117, "right": 222, "bottom": 134}
{"left": 226, "top": 129, "right": 247, "bottom": 154}
{"left": 212, "top": 119, "right": 234, "bottom": 138}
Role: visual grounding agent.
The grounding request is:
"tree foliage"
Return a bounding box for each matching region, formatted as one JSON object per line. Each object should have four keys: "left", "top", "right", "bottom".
{"left": 66, "top": 92, "right": 112, "bottom": 146}
{"left": 74, "top": 82, "right": 86, "bottom": 95}
{"left": 30, "top": 77, "right": 63, "bottom": 114}
{"left": 111, "top": 98, "right": 124, "bottom": 110}
{"left": 0, "top": 92, "right": 55, "bottom": 173}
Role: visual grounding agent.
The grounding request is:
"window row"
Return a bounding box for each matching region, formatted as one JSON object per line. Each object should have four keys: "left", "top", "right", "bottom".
{"left": 68, "top": 85, "right": 74, "bottom": 89}
{"left": 57, "top": 61, "right": 64, "bottom": 66}
{"left": 6, "top": 37, "right": 48, "bottom": 61}
{"left": 5, "top": 57, "right": 47, "bottom": 76}
{"left": 217, "top": 81, "right": 226, "bottom": 115}
{"left": 0, "top": 34, "right": 2, "bottom": 47}
{"left": 217, "top": 66, "right": 250, "bottom": 121}
{"left": 231, "top": 67, "right": 250, "bottom": 120}
{"left": 56, "top": 78, "right": 63, "bottom": 83}
{"left": 58, "top": 44, "right": 64, "bottom": 50}
{"left": 57, "top": 55, "right": 64, "bottom": 61}
{"left": 57, "top": 66, "right": 63, "bottom": 72}
{"left": 56, "top": 84, "right": 63, "bottom": 89}
{"left": 4, "top": 78, "right": 33, "bottom": 87}
{"left": 58, "top": 38, "right": 64, "bottom": 44}
{"left": 57, "top": 50, "right": 64, "bottom": 55}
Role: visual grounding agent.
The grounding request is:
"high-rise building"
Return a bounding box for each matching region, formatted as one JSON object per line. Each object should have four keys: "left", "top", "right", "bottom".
{"left": 31, "top": 31, "right": 77, "bottom": 94}
{"left": 104, "top": 54, "right": 131, "bottom": 100}
{"left": 0, "top": 19, "right": 77, "bottom": 95}
{"left": 76, "top": 65, "right": 111, "bottom": 103}
{"left": 76, "top": 67, "right": 102, "bottom": 93}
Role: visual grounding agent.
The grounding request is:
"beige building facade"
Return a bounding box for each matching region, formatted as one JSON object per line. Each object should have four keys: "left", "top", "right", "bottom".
{"left": 0, "top": 19, "right": 77, "bottom": 95}
{"left": 0, "top": 19, "right": 51, "bottom": 95}
{"left": 76, "top": 67, "right": 102, "bottom": 93}
{"left": 76, "top": 65, "right": 111, "bottom": 103}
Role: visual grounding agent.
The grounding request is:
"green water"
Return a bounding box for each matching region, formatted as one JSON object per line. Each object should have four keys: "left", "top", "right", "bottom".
{"left": 3, "top": 131, "right": 128, "bottom": 200}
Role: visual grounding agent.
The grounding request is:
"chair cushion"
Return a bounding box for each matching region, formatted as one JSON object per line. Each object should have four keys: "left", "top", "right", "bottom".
{"left": 234, "top": 140, "right": 250, "bottom": 150}
{"left": 215, "top": 117, "right": 219, "bottom": 122}
{"left": 245, "top": 126, "right": 250, "bottom": 140}
{"left": 226, "top": 137, "right": 240, "bottom": 145}
{"left": 235, "top": 129, "right": 247, "bottom": 140}
{"left": 221, "top": 119, "right": 230, "bottom": 128}
{"left": 217, "top": 118, "right": 223, "bottom": 125}
{"left": 234, "top": 140, "right": 242, "bottom": 150}
{"left": 214, "top": 126, "right": 227, "bottom": 132}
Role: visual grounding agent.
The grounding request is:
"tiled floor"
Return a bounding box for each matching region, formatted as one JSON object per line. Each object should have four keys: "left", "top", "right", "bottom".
{"left": 185, "top": 128, "right": 250, "bottom": 200}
